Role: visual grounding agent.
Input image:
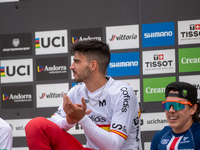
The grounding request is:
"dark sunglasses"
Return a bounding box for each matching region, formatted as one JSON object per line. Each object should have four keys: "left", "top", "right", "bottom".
{"left": 162, "top": 100, "right": 193, "bottom": 111}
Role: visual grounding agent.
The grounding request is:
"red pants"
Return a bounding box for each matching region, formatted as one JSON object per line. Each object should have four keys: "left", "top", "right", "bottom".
{"left": 25, "top": 117, "right": 92, "bottom": 150}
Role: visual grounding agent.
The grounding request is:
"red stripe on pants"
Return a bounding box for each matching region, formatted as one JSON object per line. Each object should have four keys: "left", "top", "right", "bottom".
{"left": 25, "top": 117, "right": 92, "bottom": 150}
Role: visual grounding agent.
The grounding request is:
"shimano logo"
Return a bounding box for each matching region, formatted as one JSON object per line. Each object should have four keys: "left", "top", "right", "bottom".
{"left": 109, "top": 61, "right": 138, "bottom": 68}
{"left": 144, "top": 31, "right": 173, "bottom": 38}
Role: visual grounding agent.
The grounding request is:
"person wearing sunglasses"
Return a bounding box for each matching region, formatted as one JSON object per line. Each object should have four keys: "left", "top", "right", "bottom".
{"left": 151, "top": 81, "right": 200, "bottom": 150}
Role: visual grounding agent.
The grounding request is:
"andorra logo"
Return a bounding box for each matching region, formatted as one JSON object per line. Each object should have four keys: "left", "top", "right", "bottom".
{"left": 2, "top": 93, "right": 9, "bottom": 101}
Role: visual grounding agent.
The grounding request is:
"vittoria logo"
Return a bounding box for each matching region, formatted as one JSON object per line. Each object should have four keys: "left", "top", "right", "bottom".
{"left": 109, "top": 34, "right": 137, "bottom": 41}
{"left": 39, "top": 92, "right": 67, "bottom": 99}
{"left": 106, "top": 25, "right": 139, "bottom": 50}
{"left": 36, "top": 83, "right": 69, "bottom": 108}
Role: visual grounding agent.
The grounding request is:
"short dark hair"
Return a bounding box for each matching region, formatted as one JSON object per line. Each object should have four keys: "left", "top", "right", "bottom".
{"left": 71, "top": 40, "right": 110, "bottom": 74}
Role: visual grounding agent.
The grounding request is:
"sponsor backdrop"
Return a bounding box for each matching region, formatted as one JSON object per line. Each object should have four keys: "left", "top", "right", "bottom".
{"left": 0, "top": 0, "right": 200, "bottom": 149}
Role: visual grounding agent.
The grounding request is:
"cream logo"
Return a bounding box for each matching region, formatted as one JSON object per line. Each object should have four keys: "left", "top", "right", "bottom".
{"left": 12, "top": 38, "right": 20, "bottom": 47}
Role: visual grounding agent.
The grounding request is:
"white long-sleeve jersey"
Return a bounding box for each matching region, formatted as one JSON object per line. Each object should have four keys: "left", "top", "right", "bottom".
{"left": 50, "top": 76, "right": 142, "bottom": 150}
{"left": 0, "top": 118, "right": 13, "bottom": 150}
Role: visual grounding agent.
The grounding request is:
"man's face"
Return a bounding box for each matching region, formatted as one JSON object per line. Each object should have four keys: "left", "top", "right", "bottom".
{"left": 70, "top": 52, "right": 92, "bottom": 83}
{"left": 165, "top": 91, "right": 195, "bottom": 133}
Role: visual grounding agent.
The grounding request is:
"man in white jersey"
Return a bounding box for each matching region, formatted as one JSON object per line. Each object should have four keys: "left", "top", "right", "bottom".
{"left": 25, "top": 40, "right": 141, "bottom": 150}
{"left": 0, "top": 117, "right": 13, "bottom": 150}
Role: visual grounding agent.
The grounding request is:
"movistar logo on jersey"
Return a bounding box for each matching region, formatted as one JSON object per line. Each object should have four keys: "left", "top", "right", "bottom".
{"left": 142, "top": 22, "right": 175, "bottom": 47}
{"left": 179, "top": 47, "right": 200, "bottom": 72}
{"left": 143, "top": 77, "right": 176, "bottom": 102}
{"left": 107, "top": 52, "right": 140, "bottom": 77}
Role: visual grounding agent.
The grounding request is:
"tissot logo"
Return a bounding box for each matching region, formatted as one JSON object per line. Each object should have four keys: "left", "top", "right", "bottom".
{"left": 36, "top": 57, "right": 68, "bottom": 81}
{"left": 142, "top": 49, "right": 175, "bottom": 75}
{"left": 154, "top": 54, "right": 164, "bottom": 60}
{"left": 35, "top": 30, "right": 68, "bottom": 55}
{"left": 142, "top": 22, "right": 175, "bottom": 47}
{"left": 0, "top": 33, "right": 32, "bottom": 56}
{"left": 1, "top": 85, "right": 33, "bottom": 109}
{"left": 190, "top": 24, "right": 200, "bottom": 30}
{"left": 178, "top": 19, "right": 200, "bottom": 45}
{"left": 0, "top": 59, "right": 33, "bottom": 83}
{"left": 70, "top": 28, "right": 103, "bottom": 44}
{"left": 106, "top": 25, "right": 139, "bottom": 50}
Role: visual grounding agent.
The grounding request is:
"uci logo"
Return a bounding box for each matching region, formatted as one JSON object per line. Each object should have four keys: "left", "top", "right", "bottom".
{"left": 39, "top": 36, "right": 65, "bottom": 48}
{"left": 3, "top": 65, "right": 30, "bottom": 77}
